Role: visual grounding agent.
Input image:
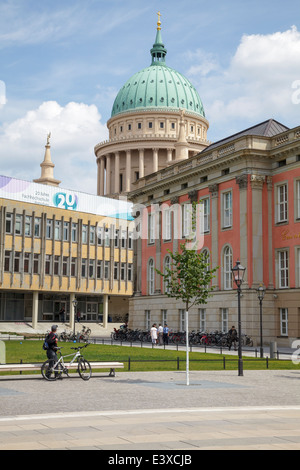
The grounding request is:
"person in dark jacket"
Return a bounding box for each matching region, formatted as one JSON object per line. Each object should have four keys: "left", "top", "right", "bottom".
{"left": 46, "top": 325, "right": 59, "bottom": 376}
{"left": 228, "top": 325, "right": 238, "bottom": 351}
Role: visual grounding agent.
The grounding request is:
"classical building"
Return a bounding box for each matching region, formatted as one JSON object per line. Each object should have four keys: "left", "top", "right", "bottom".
{"left": 128, "top": 119, "right": 300, "bottom": 347}
{"left": 0, "top": 138, "right": 133, "bottom": 327}
{"left": 94, "top": 16, "right": 210, "bottom": 197}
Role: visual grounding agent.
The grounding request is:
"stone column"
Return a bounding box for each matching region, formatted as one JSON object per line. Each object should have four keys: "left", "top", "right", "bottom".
{"left": 106, "top": 154, "right": 111, "bottom": 195}
{"left": 208, "top": 184, "right": 219, "bottom": 289}
{"left": 236, "top": 174, "right": 249, "bottom": 287}
{"left": 267, "top": 176, "right": 274, "bottom": 288}
{"left": 153, "top": 148, "right": 158, "bottom": 173}
{"left": 69, "top": 293, "right": 76, "bottom": 330}
{"left": 100, "top": 157, "right": 105, "bottom": 196}
{"left": 114, "top": 152, "right": 120, "bottom": 194}
{"left": 32, "top": 291, "right": 38, "bottom": 329}
{"left": 250, "top": 174, "right": 265, "bottom": 287}
{"left": 125, "top": 150, "right": 131, "bottom": 192}
{"left": 103, "top": 294, "right": 108, "bottom": 329}
{"left": 167, "top": 148, "right": 173, "bottom": 164}
{"left": 139, "top": 148, "right": 145, "bottom": 178}
{"left": 97, "top": 159, "right": 101, "bottom": 195}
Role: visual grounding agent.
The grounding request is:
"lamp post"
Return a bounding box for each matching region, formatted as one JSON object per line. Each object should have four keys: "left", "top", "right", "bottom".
{"left": 256, "top": 284, "right": 265, "bottom": 358}
{"left": 231, "top": 259, "right": 246, "bottom": 377}
{"left": 72, "top": 299, "right": 78, "bottom": 339}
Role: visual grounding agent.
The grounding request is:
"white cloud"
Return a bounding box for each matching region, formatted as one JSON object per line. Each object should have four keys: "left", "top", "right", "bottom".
{"left": 186, "top": 26, "right": 300, "bottom": 139}
{"left": 0, "top": 101, "right": 108, "bottom": 194}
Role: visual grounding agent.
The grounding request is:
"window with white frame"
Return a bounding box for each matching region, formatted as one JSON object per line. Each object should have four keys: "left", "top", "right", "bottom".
{"left": 54, "top": 220, "right": 62, "bottom": 240}
{"left": 148, "top": 258, "right": 155, "bottom": 295}
{"left": 71, "top": 223, "right": 77, "bottom": 242}
{"left": 221, "top": 308, "right": 228, "bottom": 332}
{"left": 104, "top": 261, "right": 110, "bottom": 279}
{"left": 23, "top": 252, "right": 31, "bottom": 273}
{"left": 82, "top": 225, "right": 88, "bottom": 244}
{"left": 89, "top": 259, "right": 95, "bottom": 278}
{"left": 199, "top": 308, "right": 206, "bottom": 332}
{"left": 163, "top": 255, "right": 171, "bottom": 294}
{"left": 89, "top": 225, "right": 95, "bottom": 244}
{"left": 280, "top": 308, "right": 288, "bottom": 336}
{"left": 63, "top": 221, "right": 70, "bottom": 241}
{"left": 277, "top": 183, "right": 288, "bottom": 223}
{"left": 5, "top": 213, "right": 13, "bottom": 234}
{"left": 278, "top": 250, "right": 289, "bottom": 288}
{"left": 223, "top": 246, "right": 233, "bottom": 290}
{"left": 81, "top": 258, "right": 87, "bottom": 277}
{"left": 63, "top": 256, "right": 69, "bottom": 276}
{"left": 4, "top": 250, "right": 11, "bottom": 271}
{"left": 161, "top": 309, "right": 167, "bottom": 325}
{"left": 148, "top": 213, "right": 155, "bottom": 244}
{"left": 182, "top": 203, "right": 192, "bottom": 238}
{"left": 223, "top": 191, "right": 232, "bottom": 228}
{"left": 163, "top": 207, "right": 172, "bottom": 241}
{"left": 202, "top": 249, "right": 210, "bottom": 272}
{"left": 179, "top": 309, "right": 185, "bottom": 331}
{"left": 25, "top": 216, "right": 32, "bottom": 236}
{"left": 15, "top": 214, "right": 23, "bottom": 235}
{"left": 34, "top": 217, "right": 41, "bottom": 238}
{"left": 201, "top": 197, "right": 210, "bottom": 233}
{"left": 128, "top": 263, "right": 133, "bottom": 281}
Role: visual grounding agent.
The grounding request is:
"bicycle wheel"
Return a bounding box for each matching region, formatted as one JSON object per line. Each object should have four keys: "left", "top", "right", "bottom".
{"left": 77, "top": 359, "right": 92, "bottom": 380}
{"left": 41, "top": 360, "right": 63, "bottom": 381}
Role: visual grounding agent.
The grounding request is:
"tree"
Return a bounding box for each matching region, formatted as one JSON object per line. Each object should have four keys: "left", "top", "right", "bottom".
{"left": 156, "top": 202, "right": 218, "bottom": 385}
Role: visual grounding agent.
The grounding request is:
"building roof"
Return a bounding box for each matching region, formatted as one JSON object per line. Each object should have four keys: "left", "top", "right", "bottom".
{"left": 111, "top": 21, "right": 205, "bottom": 119}
{"left": 203, "top": 119, "right": 289, "bottom": 152}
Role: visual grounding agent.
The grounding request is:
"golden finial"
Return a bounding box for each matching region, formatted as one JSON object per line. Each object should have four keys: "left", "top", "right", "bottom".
{"left": 157, "top": 11, "right": 161, "bottom": 30}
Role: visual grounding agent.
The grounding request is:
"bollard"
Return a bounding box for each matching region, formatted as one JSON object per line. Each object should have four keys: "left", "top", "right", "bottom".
{"left": 270, "top": 342, "right": 277, "bottom": 359}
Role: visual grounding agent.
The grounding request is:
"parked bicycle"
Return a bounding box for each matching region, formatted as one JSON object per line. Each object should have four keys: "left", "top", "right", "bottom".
{"left": 79, "top": 325, "right": 91, "bottom": 342}
{"left": 41, "top": 343, "right": 92, "bottom": 381}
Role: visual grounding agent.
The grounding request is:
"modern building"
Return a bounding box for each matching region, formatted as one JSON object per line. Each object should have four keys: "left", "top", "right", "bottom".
{"left": 0, "top": 138, "right": 134, "bottom": 328}
{"left": 128, "top": 119, "right": 300, "bottom": 347}
{"left": 94, "top": 15, "right": 210, "bottom": 197}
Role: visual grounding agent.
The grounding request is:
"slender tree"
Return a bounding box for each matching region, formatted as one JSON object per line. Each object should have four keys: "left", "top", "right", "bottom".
{"left": 156, "top": 201, "right": 218, "bottom": 385}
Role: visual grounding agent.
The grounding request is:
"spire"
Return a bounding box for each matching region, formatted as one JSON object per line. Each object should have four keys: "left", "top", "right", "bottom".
{"left": 150, "top": 11, "right": 167, "bottom": 65}
{"left": 33, "top": 133, "right": 61, "bottom": 187}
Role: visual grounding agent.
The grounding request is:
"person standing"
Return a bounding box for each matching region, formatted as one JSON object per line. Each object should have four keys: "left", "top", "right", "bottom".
{"left": 45, "top": 325, "right": 60, "bottom": 378}
{"left": 163, "top": 323, "right": 169, "bottom": 345}
{"left": 150, "top": 323, "right": 158, "bottom": 345}
{"left": 228, "top": 325, "right": 238, "bottom": 351}
{"left": 158, "top": 323, "right": 163, "bottom": 345}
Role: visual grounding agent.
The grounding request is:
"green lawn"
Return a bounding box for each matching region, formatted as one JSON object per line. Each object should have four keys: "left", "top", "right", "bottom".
{"left": 1, "top": 339, "right": 299, "bottom": 374}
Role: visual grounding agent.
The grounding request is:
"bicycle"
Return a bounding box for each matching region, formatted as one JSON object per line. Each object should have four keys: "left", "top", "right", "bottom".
{"left": 41, "top": 343, "right": 92, "bottom": 381}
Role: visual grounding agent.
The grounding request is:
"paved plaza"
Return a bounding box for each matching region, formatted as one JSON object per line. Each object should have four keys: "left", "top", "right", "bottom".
{"left": 0, "top": 369, "right": 300, "bottom": 450}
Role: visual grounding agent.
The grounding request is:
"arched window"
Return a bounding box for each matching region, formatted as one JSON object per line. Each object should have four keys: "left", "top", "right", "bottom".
{"left": 201, "top": 249, "right": 210, "bottom": 272}
{"left": 223, "top": 246, "right": 233, "bottom": 290}
{"left": 163, "top": 255, "right": 171, "bottom": 294}
{"left": 148, "top": 258, "right": 155, "bottom": 295}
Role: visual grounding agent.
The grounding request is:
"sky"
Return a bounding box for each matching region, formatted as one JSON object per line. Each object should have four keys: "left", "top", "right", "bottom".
{"left": 1, "top": 0, "right": 300, "bottom": 194}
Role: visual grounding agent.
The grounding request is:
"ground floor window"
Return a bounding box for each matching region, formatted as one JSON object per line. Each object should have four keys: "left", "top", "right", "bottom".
{"left": 280, "top": 308, "right": 288, "bottom": 336}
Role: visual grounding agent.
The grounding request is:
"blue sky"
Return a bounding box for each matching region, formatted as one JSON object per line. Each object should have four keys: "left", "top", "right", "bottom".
{"left": 0, "top": 0, "right": 300, "bottom": 193}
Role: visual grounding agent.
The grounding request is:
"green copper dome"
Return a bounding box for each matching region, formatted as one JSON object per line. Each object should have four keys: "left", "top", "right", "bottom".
{"left": 111, "top": 25, "right": 205, "bottom": 119}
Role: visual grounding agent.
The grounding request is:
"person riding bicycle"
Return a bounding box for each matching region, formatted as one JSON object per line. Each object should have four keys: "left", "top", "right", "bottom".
{"left": 45, "top": 325, "right": 60, "bottom": 378}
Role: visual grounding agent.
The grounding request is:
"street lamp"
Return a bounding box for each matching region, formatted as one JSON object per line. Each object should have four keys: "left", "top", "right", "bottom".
{"left": 72, "top": 299, "right": 78, "bottom": 339}
{"left": 231, "top": 259, "right": 246, "bottom": 376}
{"left": 256, "top": 284, "right": 266, "bottom": 358}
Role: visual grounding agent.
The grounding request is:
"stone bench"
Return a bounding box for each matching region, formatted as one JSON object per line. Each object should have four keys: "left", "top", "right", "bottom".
{"left": 0, "top": 361, "right": 124, "bottom": 377}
